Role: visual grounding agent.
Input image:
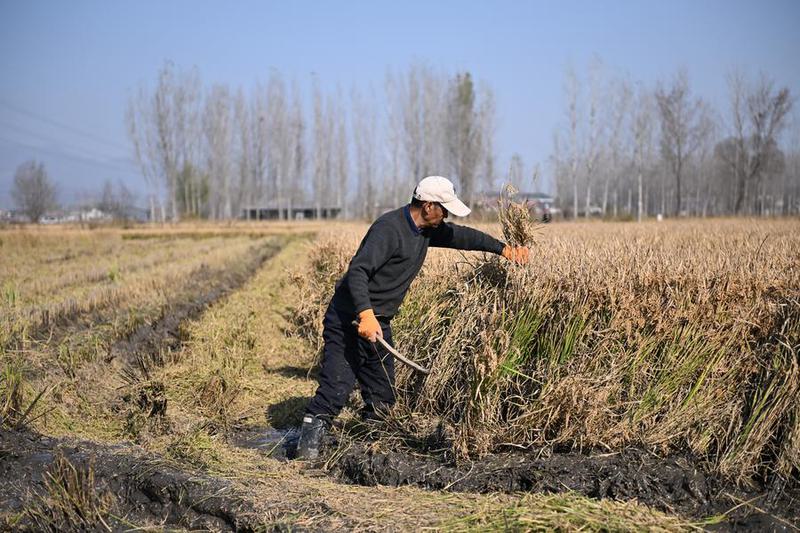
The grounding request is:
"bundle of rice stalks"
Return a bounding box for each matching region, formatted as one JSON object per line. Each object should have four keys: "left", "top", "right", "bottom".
{"left": 194, "top": 367, "right": 245, "bottom": 434}
{"left": 120, "top": 371, "right": 169, "bottom": 440}
{"left": 497, "top": 184, "right": 540, "bottom": 247}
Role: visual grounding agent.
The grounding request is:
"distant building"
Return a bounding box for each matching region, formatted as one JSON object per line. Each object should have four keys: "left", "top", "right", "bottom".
{"left": 0, "top": 209, "right": 30, "bottom": 223}
{"left": 39, "top": 208, "right": 112, "bottom": 224}
{"left": 242, "top": 204, "right": 341, "bottom": 220}
{"left": 80, "top": 208, "right": 110, "bottom": 221}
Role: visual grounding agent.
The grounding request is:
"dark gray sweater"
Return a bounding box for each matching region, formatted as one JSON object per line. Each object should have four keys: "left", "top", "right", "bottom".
{"left": 331, "top": 205, "right": 505, "bottom": 320}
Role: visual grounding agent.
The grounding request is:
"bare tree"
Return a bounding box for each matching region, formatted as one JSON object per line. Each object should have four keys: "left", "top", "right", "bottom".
{"left": 447, "top": 72, "right": 484, "bottom": 208}
{"left": 550, "top": 132, "right": 568, "bottom": 208}
{"left": 287, "top": 81, "right": 306, "bottom": 217}
{"left": 116, "top": 180, "right": 136, "bottom": 220}
{"left": 352, "top": 86, "right": 379, "bottom": 219}
{"left": 583, "top": 58, "right": 604, "bottom": 218}
{"left": 632, "top": 85, "right": 655, "bottom": 222}
{"left": 249, "top": 82, "right": 269, "bottom": 212}
{"left": 655, "top": 69, "right": 706, "bottom": 217}
{"left": 508, "top": 153, "right": 524, "bottom": 186}
{"left": 173, "top": 68, "right": 202, "bottom": 218}
{"left": 421, "top": 67, "right": 447, "bottom": 177}
{"left": 382, "top": 70, "right": 407, "bottom": 210}
{"left": 203, "top": 84, "right": 234, "bottom": 219}
{"left": 479, "top": 84, "right": 498, "bottom": 193}
{"left": 399, "top": 65, "right": 424, "bottom": 202}
{"left": 602, "top": 78, "right": 631, "bottom": 216}
{"left": 312, "top": 78, "right": 332, "bottom": 219}
{"left": 333, "top": 87, "right": 349, "bottom": 218}
{"left": 99, "top": 178, "right": 116, "bottom": 215}
{"left": 564, "top": 66, "right": 580, "bottom": 219}
{"left": 127, "top": 86, "right": 163, "bottom": 221}
{"left": 786, "top": 114, "right": 800, "bottom": 214}
{"left": 693, "top": 106, "right": 717, "bottom": 216}
{"left": 126, "top": 61, "right": 201, "bottom": 221}
{"left": 725, "top": 72, "right": 793, "bottom": 214}
{"left": 11, "top": 160, "right": 57, "bottom": 223}
{"left": 153, "top": 64, "right": 179, "bottom": 220}
{"left": 97, "top": 178, "right": 136, "bottom": 220}
{"left": 234, "top": 88, "right": 252, "bottom": 218}
{"left": 263, "top": 75, "right": 286, "bottom": 217}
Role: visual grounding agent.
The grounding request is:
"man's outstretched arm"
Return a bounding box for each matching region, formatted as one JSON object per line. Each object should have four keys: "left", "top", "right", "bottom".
{"left": 429, "top": 223, "right": 530, "bottom": 264}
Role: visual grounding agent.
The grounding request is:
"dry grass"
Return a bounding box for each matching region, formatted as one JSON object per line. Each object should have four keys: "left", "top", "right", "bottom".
{"left": 443, "top": 492, "right": 708, "bottom": 532}
{"left": 25, "top": 453, "right": 114, "bottom": 532}
{"left": 292, "top": 218, "right": 800, "bottom": 483}
{"left": 289, "top": 233, "right": 362, "bottom": 355}
{"left": 145, "top": 234, "right": 319, "bottom": 470}
{"left": 0, "top": 232, "right": 265, "bottom": 352}
{"left": 0, "top": 354, "right": 49, "bottom": 429}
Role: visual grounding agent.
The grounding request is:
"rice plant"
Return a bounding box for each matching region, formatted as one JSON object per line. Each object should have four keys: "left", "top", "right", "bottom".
{"left": 292, "top": 218, "right": 800, "bottom": 482}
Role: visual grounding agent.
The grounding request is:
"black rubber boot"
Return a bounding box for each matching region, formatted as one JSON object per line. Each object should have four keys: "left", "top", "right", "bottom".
{"left": 296, "top": 414, "right": 330, "bottom": 460}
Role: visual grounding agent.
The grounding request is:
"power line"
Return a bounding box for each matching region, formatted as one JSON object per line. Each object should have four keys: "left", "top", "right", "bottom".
{"left": 0, "top": 119, "right": 136, "bottom": 169}
{"left": 0, "top": 98, "right": 131, "bottom": 153}
{"left": 0, "top": 135, "right": 138, "bottom": 175}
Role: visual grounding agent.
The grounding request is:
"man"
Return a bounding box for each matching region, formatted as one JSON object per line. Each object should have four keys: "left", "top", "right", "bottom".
{"left": 296, "top": 176, "right": 529, "bottom": 459}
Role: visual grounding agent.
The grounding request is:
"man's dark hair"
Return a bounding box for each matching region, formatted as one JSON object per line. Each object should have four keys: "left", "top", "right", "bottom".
{"left": 410, "top": 197, "right": 425, "bottom": 208}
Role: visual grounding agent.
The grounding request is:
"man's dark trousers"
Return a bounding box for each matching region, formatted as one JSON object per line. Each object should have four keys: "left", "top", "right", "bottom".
{"left": 306, "top": 301, "right": 396, "bottom": 418}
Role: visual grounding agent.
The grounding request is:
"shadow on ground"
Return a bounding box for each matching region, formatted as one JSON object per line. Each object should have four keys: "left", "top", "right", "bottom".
{"left": 268, "top": 365, "right": 311, "bottom": 379}
{"left": 266, "top": 396, "right": 311, "bottom": 429}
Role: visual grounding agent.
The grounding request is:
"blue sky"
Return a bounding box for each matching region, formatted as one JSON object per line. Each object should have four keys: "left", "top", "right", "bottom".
{"left": 1, "top": 0, "right": 798, "bottom": 208}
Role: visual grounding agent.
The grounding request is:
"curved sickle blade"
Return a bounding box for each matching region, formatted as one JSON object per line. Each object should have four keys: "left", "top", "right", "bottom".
{"left": 375, "top": 336, "right": 430, "bottom": 375}
{"left": 351, "top": 320, "right": 430, "bottom": 374}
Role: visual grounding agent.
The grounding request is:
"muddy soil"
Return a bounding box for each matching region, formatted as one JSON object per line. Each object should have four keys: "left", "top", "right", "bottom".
{"left": 328, "top": 438, "right": 800, "bottom": 531}
{"left": 0, "top": 428, "right": 282, "bottom": 531}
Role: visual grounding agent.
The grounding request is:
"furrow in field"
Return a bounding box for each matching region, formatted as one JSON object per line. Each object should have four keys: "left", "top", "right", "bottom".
{"left": 0, "top": 236, "right": 266, "bottom": 351}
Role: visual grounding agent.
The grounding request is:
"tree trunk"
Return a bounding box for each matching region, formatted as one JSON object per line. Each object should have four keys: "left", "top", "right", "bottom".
{"left": 674, "top": 159, "right": 682, "bottom": 217}
{"left": 637, "top": 171, "right": 643, "bottom": 223}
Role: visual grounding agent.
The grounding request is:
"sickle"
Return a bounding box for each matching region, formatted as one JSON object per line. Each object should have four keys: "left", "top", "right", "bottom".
{"left": 351, "top": 320, "right": 430, "bottom": 374}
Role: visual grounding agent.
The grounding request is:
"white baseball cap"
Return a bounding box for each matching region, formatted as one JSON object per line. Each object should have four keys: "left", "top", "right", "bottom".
{"left": 412, "top": 176, "right": 471, "bottom": 217}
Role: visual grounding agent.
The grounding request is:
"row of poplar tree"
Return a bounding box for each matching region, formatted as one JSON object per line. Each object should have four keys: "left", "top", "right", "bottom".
{"left": 127, "top": 62, "right": 496, "bottom": 221}
{"left": 127, "top": 60, "right": 798, "bottom": 221}
{"left": 550, "top": 60, "right": 796, "bottom": 219}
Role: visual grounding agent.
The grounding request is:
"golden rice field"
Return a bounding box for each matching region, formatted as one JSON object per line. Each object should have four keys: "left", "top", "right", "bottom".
{"left": 1, "top": 218, "right": 798, "bottom": 531}
{"left": 295, "top": 218, "right": 800, "bottom": 482}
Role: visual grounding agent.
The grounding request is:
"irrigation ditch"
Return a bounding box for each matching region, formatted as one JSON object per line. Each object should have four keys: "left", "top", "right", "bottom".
{"left": 0, "top": 427, "right": 269, "bottom": 531}
{"left": 323, "top": 436, "right": 799, "bottom": 530}
{"left": 228, "top": 413, "right": 800, "bottom": 530}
